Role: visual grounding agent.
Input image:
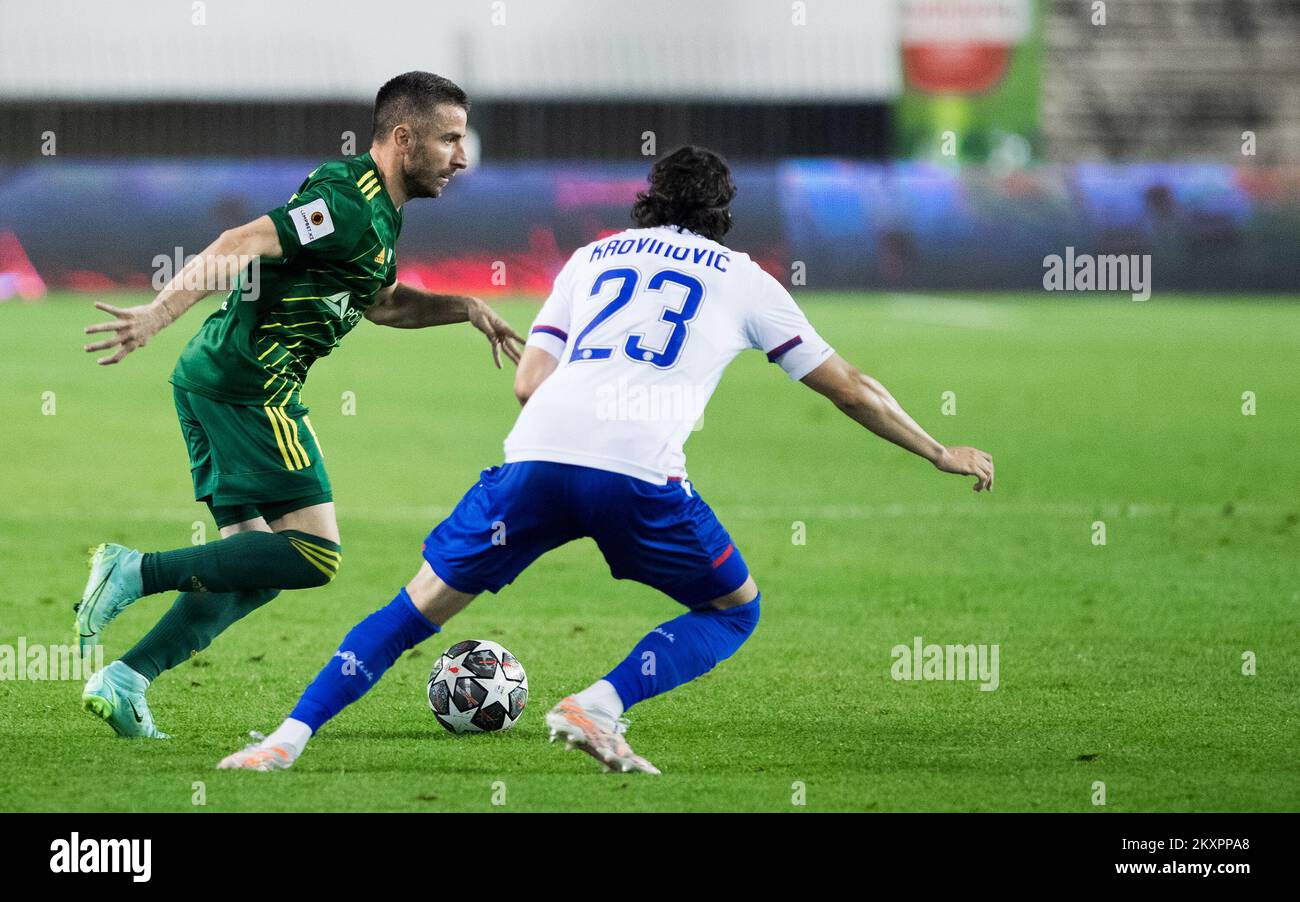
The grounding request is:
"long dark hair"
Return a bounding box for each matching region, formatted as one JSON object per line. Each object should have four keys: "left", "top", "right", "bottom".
{"left": 631, "top": 146, "right": 737, "bottom": 243}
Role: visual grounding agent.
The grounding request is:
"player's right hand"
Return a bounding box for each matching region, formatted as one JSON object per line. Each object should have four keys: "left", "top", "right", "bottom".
{"left": 933, "top": 446, "right": 994, "bottom": 492}
{"left": 466, "top": 297, "right": 526, "bottom": 369}
{"left": 83, "top": 301, "right": 168, "bottom": 365}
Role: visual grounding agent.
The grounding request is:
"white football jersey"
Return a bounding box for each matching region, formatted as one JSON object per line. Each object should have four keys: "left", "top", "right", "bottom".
{"left": 503, "top": 225, "right": 834, "bottom": 483}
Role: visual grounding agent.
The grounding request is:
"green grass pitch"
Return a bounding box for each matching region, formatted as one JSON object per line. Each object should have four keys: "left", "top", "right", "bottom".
{"left": 1, "top": 292, "right": 1297, "bottom": 812}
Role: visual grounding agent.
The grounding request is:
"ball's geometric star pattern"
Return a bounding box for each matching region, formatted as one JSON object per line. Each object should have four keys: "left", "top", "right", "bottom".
{"left": 463, "top": 648, "right": 499, "bottom": 679}
{"left": 426, "top": 639, "right": 529, "bottom": 734}
{"left": 428, "top": 678, "right": 450, "bottom": 716}
{"left": 507, "top": 685, "right": 528, "bottom": 721}
{"left": 472, "top": 701, "right": 507, "bottom": 731}
{"left": 453, "top": 675, "right": 486, "bottom": 712}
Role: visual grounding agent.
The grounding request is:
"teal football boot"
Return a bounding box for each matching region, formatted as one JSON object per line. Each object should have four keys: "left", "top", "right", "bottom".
{"left": 75, "top": 543, "right": 144, "bottom": 654}
{"left": 81, "top": 661, "right": 169, "bottom": 739}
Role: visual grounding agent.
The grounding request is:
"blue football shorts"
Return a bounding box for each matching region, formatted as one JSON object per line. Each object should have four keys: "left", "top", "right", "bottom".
{"left": 421, "top": 461, "right": 750, "bottom": 610}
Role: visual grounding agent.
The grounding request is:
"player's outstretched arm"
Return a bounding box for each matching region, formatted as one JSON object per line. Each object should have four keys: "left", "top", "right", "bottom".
{"left": 83, "top": 215, "right": 284, "bottom": 365}
{"left": 800, "top": 353, "right": 994, "bottom": 492}
{"left": 364, "top": 285, "right": 525, "bottom": 368}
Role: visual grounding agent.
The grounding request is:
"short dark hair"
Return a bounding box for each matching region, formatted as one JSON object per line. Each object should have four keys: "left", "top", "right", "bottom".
{"left": 372, "top": 71, "right": 470, "bottom": 141}
{"left": 631, "top": 146, "right": 737, "bottom": 243}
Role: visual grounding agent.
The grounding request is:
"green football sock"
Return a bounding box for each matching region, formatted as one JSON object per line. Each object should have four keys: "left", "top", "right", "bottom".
{"left": 120, "top": 588, "right": 281, "bottom": 682}
{"left": 139, "top": 530, "right": 342, "bottom": 595}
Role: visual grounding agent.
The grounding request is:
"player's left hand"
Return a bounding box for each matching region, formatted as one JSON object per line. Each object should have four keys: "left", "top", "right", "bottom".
{"left": 83, "top": 301, "right": 169, "bottom": 365}
{"left": 466, "top": 297, "right": 525, "bottom": 368}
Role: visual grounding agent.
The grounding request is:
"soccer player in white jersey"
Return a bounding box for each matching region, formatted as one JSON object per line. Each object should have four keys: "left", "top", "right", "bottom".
{"left": 218, "top": 146, "right": 994, "bottom": 774}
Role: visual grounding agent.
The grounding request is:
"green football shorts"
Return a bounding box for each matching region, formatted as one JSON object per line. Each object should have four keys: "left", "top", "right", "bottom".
{"left": 172, "top": 384, "right": 332, "bottom": 527}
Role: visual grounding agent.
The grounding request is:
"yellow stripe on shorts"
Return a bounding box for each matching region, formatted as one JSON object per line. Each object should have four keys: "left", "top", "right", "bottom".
{"left": 273, "top": 406, "right": 310, "bottom": 469}
{"left": 264, "top": 406, "right": 299, "bottom": 470}
{"left": 302, "top": 416, "right": 325, "bottom": 460}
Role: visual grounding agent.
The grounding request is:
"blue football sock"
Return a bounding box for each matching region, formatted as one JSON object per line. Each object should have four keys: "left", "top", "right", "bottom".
{"left": 289, "top": 588, "right": 439, "bottom": 733}
{"left": 603, "top": 594, "right": 760, "bottom": 711}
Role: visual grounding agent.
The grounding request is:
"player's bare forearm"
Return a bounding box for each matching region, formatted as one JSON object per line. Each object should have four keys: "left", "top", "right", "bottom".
{"left": 84, "top": 215, "right": 283, "bottom": 365}
{"left": 157, "top": 219, "right": 281, "bottom": 313}
{"left": 801, "top": 354, "right": 994, "bottom": 491}
{"left": 368, "top": 286, "right": 526, "bottom": 368}
{"left": 826, "top": 366, "right": 945, "bottom": 461}
{"left": 366, "top": 284, "right": 475, "bottom": 328}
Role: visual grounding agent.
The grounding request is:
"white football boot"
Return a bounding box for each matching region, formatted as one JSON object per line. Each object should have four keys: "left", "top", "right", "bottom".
{"left": 216, "top": 732, "right": 297, "bottom": 772}
{"left": 545, "top": 696, "right": 661, "bottom": 775}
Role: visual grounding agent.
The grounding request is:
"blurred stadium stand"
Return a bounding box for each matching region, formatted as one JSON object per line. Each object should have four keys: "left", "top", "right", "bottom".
{"left": 1043, "top": 0, "right": 1300, "bottom": 163}
{"left": 0, "top": 99, "right": 891, "bottom": 161}
{"left": 0, "top": 0, "right": 896, "bottom": 160}
{"left": 1, "top": 0, "right": 1298, "bottom": 298}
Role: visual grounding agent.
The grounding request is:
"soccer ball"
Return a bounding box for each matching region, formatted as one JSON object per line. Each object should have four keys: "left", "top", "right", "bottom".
{"left": 427, "top": 639, "right": 528, "bottom": 733}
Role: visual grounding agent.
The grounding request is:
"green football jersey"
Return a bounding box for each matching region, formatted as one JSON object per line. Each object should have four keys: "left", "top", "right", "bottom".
{"left": 171, "top": 151, "right": 401, "bottom": 414}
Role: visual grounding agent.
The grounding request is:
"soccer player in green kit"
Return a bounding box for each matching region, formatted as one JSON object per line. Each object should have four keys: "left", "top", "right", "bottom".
{"left": 75, "top": 72, "right": 524, "bottom": 739}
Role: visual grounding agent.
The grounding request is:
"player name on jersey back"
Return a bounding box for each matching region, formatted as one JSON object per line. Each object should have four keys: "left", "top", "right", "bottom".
{"left": 505, "top": 226, "right": 834, "bottom": 485}
{"left": 588, "top": 232, "right": 731, "bottom": 273}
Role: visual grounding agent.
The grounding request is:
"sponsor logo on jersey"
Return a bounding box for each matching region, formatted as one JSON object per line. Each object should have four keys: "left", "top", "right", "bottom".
{"left": 321, "top": 291, "right": 351, "bottom": 320}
